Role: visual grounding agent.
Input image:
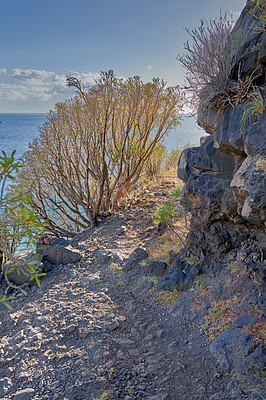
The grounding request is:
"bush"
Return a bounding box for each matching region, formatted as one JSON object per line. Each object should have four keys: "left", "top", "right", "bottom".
{"left": 144, "top": 142, "right": 168, "bottom": 180}
{"left": 154, "top": 201, "right": 185, "bottom": 247}
{"left": 16, "top": 71, "right": 186, "bottom": 236}
{"left": 240, "top": 89, "right": 264, "bottom": 133}
{"left": 170, "top": 183, "right": 185, "bottom": 198}
{"left": 177, "top": 12, "right": 258, "bottom": 113}
{"left": 249, "top": 0, "right": 266, "bottom": 32}
{"left": 164, "top": 149, "right": 182, "bottom": 170}
{"left": 0, "top": 151, "right": 46, "bottom": 302}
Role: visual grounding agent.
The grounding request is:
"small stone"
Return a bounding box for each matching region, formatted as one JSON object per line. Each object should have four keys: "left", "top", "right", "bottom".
{"left": 156, "top": 329, "right": 164, "bottom": 338}
{"left": 129, "top": 349, "right": 140, "bottom": 357}
{"left": 13, "top": 388, "right": 35, "bottom": 400}
{"left": 131, "top": 327, "right": 141, "bottom": 341}
{"left": 0, "top": 377, "right": 13, "bottom": 397}
{"left": 78, "top": 327, "right": 90, "bottom": 338}
{"left": 114, "top": 338, "right": 135, "bottom": 348}
{"left": 34, "top": 370, "right": 42, "bottom": 379}
{"left": 67, "top": 325, "right": 77, "bottom": 334}
{"left": 117, "top": 350, "right": 124, "bottom": 358}
{"left": 107, "top": 321, "right": 120, "bottom": 331}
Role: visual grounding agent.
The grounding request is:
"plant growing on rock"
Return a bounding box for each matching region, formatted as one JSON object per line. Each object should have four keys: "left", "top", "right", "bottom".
{"left": 240, "top": 89, "right": 264, "bottom": 133}
{"left": 201, "top": 296, "right": 239, "bottom": 341}
{"left": 177, "top": 12, "right": 259, "bottom": 112}
{"left": 154, "top": 201, "right": 185, "bottom": 247}
{"left": 16, "top": 71, "right": 185, "bottom": 236}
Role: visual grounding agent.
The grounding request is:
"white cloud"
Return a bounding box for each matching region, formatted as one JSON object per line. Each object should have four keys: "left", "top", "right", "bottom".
{"left": 0, "top": 68, "right": 103, "bottom": 104}
{"left": 147, "top": 65, "right": 152, "bottom": 70}
{"left": 68, "top": 71, "right": 100, "bottom": 86}
{"left": 0, "top": 83, "right": 32, "bottom": 101}
{"left": 11, "top": 68, "right": 54, "bottom": 83}
{"left": 0, "top": 83, "right": 58, "bottom": 102}
{"left": 52, "top": 74, "right": 69, "bottom": 92}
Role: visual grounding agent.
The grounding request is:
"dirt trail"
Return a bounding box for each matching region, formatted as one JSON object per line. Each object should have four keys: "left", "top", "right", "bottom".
{"left": 0, "top": 177, "right": 244, "bottom": 400}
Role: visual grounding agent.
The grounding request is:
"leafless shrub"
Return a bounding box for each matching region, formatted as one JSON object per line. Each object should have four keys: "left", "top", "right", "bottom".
{"left": 16, "top": 71, "right": 186, "bottom": 236}
{"left": 177, "top": 12, "right": 256, "bottom": 113}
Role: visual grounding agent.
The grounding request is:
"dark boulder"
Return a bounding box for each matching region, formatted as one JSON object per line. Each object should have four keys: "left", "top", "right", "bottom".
{"left": 157, "top": 269, "right": 193, "bottom": 292}
{"left": 123, "top": 247, "right": 148, "bottom": 271}
{"left": 37, "top": 237, "right": 81, "bottom": 265}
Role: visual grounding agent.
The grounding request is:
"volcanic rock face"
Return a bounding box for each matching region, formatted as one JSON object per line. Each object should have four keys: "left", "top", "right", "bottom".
{"left": 178, "top": 2, "right": 266, "bottom": 261}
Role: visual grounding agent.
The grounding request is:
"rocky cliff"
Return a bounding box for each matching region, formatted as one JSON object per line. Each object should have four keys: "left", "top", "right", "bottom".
{"left": 178, "top": 1, "right": 266, "bottom": 270}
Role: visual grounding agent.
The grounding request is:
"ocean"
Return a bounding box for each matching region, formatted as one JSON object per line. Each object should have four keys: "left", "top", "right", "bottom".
{"left": 0, "top": 113, "right": 205, "bottom": 160}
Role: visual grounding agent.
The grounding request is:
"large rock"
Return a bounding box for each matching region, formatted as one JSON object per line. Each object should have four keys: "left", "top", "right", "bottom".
{"left": 123, "top": 247, "right": 148, "bottom": 271}
{"left": 37, "top": 237, "right": 81, "bottom": 265}
{"left": 210, "top": 315, "right": 266, "bottom": 373}
{"left": 176, "top": 1, "right": 266, "bottom": 388}
{"left": 2, "top": 252, "right": 43, "bottom": 288}
{"left": 230, "top": 154, "right": 266, "bottom": 224}
{"left": 178, "top": 2, "right": 266, "bottom": 260}
{"left": 157, "top": 269, "right": 193, "bottom": 292}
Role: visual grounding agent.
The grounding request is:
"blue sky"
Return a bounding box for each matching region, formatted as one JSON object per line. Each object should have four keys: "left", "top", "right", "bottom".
{"left": 0, "top": 0, "right": 246, "bottom": 113}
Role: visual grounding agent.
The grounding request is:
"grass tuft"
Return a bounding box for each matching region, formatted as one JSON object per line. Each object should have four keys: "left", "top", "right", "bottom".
{"left": 240, "top": 90, "right": 264, "bottom": 133}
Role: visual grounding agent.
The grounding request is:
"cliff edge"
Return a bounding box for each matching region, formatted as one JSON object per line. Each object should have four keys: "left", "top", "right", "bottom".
{"left": 178, "top": 1, "right": 266, "bottom": 277}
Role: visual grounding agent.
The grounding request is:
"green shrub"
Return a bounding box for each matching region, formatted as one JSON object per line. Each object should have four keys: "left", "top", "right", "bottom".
{"left": 0, "top": 151, "right": 46, "bottom": 308}
{"left": 249, "top": 0, "right": 266, "bottom": 32}
{"left": 170, "top": 183, "right": 185, "bottom": 199}
{"left": 240, "top": 90, "right": 264, "bottom": 133}
{"left": 154, "top": 201, "right": 184, "bottom": 247}
{"left": 144, "top": 142, "right": 167, "bottom": 180}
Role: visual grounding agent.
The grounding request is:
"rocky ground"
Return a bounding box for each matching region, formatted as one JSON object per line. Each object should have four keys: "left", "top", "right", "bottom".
{"left": 0, "top": 173, "right": 265, "bottom": 400}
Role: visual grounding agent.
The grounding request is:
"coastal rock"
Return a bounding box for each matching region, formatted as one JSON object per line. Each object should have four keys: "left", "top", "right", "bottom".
{"left": 37, "top": 237, "right": 81, "bottom": 265}
{"left": 123, "top": 247, "right": 148, "bottom": 271}
{"left": 178, "top": 2, "right": 266, "bottom": 261}
{"left": 146, "top": 261, "right": 169, "bottom": 277}
{"left": 177, "top": 3, "right": 266, "bottom": 384}
{"left": 157, "top": 269, "right": 193, "bottom": 292}
{"left": 2, "top": 252, "right": 43, "bottom": 288}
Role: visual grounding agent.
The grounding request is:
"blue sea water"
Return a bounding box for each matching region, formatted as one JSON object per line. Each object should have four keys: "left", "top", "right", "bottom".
{"left": 0, "top": 113, "right": 205, "bottom": 159}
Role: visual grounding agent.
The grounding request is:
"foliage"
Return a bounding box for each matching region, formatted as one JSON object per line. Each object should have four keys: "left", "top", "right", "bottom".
{"left": 170, "top": 183, "right": 185, "bottom": 198}
{"left": 0, "top": 151, "right": 46, "bottom": 303}
{"left": 144, "top": 142, "right": 168, "bottom": 180}
{"left": 245, "top": 320, "right": 266, "bottom": 346}
{"left": 249, "top": 0, "right": 266, "bottom": 32}
{"left": 201, "top": 296, "right": 239, "bottom": 341}
{"left": 177, "top": 12, "right": 258, "bottom": 113}
{"left": 164, "top": 142, "right": 196, "bottom": 172}
{"left": 240, "top": 89, "right": 264, "bottom": 133}
{"left": 150, "top": 286, "right": 179, "bottom": 306}
{"left": 16, "top": 71, "right": 186, "bottom": 236}
{"left": 196, "top": 280, "right": 209, "bottom": 294}
{"left": 257, "top": 156, "right": 266, "bottom": 171}
{"left": 164, "top": 148, "right": 182, "bottom": 170}
{"left": 0, "top": 295, "right": 14, "bottom": 310}
{"left": 154, "top": 201, "right": 178, "bottom": 223}
{"left": 154, "top": 201, "right": 185, "bottom": 247}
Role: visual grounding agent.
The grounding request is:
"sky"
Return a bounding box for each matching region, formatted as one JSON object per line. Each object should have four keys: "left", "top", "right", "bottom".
{"left": 0, "top": 0, "right": 246, "bottom": 113}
